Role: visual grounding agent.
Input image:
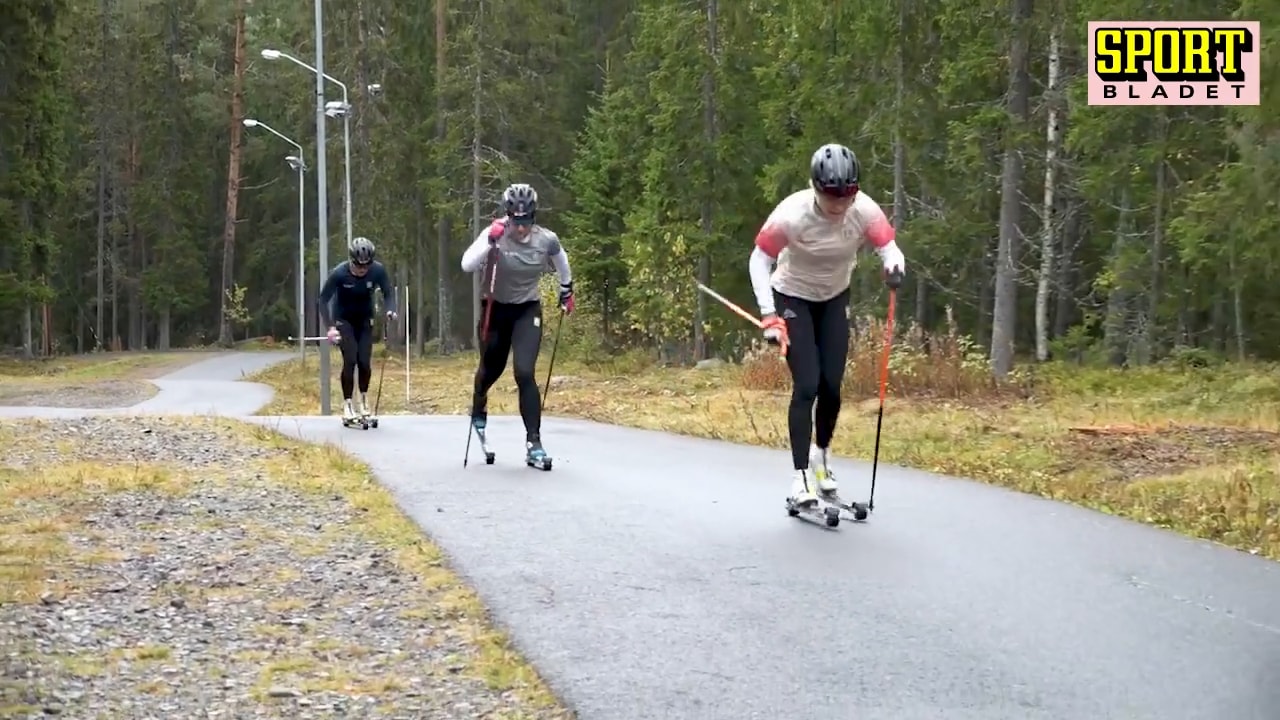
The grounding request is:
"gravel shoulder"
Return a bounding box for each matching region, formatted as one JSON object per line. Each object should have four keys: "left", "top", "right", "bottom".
{"left": 0, "top": 416, "right": 572, "bottom": 719}
{"left": 0, "top": 352, "right": 221, "bottom": 409}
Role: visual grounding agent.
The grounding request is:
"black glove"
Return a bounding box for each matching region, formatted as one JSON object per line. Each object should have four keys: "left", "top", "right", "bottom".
{"left": 884, "top": 268, "right": 904, "bottom": 290}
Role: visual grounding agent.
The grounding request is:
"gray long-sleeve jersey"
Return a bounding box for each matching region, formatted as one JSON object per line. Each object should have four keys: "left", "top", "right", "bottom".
{"left": 460, "top": 222, "right": 572, "bottom": 304}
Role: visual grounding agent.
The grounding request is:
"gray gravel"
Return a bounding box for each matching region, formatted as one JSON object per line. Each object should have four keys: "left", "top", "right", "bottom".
{"left": 0, "top": 416, "right": 569, "bottom": 719}
{"left": 0, "top": 380, "right": 158, "bottom": 409}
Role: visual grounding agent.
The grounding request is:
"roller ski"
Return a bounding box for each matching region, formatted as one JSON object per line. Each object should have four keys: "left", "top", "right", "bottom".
{"left": 340, "top": 398, "right": 372, "bottom": 430}
{"left": 785, "top": 470, "right": 841, "bottom": 528}
{"left": 469, "top": 416, "right": 495, "bottom": 465}
{"left": 359, "top": 393, "right": 379, "bottom": 429}
{"left": 524, "top": 437, "right": 552, "bottom": 471}
{"left": 809, "top": 447, "right": 868, "bottom": 521}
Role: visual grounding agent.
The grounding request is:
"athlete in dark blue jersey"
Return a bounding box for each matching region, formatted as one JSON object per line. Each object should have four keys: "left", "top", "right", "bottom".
{"left": 318, "top": 236, "right": 397, "bottom": 421}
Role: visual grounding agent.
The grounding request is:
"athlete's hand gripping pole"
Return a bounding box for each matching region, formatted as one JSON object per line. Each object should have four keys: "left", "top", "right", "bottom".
{"left": 694, "top": 281, "right": 788, "bottom": 358}
{"left": 867, "top": 268, "right": 902, "bottom": 511}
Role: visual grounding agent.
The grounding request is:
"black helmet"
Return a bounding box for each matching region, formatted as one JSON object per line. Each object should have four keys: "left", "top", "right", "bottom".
{"left": 502, "top": 183, "right": 537, "bottom": 223}
{"left": 349, "top": 236, "right": 375, "bottom": 265}
{"left": 810, "top": 143, "right": 859, "bottom": 197}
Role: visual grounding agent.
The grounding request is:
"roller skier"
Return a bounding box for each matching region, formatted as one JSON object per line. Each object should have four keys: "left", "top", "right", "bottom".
{"left": 459, "top": 182, "right": 574, "bottom": 470}
{"left": 318, "top": 236, "right": 398, "bottom": 426}
{"left": 748, "top": 143, "right": 906, "bottom": 514}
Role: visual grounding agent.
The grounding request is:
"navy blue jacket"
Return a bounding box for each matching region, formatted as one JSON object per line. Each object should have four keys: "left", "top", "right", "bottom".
{"left": 318, "top": 260, "right": 396, "bottom": 327}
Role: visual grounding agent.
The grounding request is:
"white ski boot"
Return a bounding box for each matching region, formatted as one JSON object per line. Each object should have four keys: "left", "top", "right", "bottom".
{"left": 810, "top": 444, "right": 838, "bottom": 496}
{"left": 789, "top": 469, "right": 819, "bottom": 507}
{"left": 341, "top": 399, "right": 358, "bottom": 426}
{"left": 356, "top": 392, "right": 371, "bottom": 419}
{"left": 785, "top": 468, "right": 840, "bottom": 527}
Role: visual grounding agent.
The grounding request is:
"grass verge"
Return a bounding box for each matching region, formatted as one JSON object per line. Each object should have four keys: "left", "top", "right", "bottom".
{"left": 247, "top": 339, "right": 1280, "bottom": 561}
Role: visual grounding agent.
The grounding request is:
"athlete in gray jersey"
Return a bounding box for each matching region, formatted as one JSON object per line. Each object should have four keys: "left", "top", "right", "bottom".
{"left": 459, "top": 183, "right": 574, "bottom": 466}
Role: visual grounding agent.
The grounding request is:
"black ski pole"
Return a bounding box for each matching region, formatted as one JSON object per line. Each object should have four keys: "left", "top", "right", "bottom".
{"left": 868, "top": 269, "right": 901, "bottom": 511}
{"left": 541, "top": 307, "right": 565, "bottom": 409}
{"left": 373, "top": 318, "right": 389, "bottom": 419}
{"left": 465, "top": 248, "right": 500, "bottom": 468}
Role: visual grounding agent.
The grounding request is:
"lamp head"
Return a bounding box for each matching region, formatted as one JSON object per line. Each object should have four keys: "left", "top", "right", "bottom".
{"left": 261, "top": 48, "right": 281, "bottom": 60}
{"left": 242, "top": 118, "right": 259, "bottom": 127}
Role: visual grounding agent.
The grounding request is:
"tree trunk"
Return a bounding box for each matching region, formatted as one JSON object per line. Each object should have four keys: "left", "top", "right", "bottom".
{"left": 95, "top": 0, "right": 111, "bottom": 351}
{"left": 217, "top": 0, "right": 247, "bottom": 347}
{"left": 1034, "top": 17, "right": 1060, "bottom": 362}
{"left": 1142, "top": 111, "right": 1167, "bottom": 363}
{"left": 894, "top": 0, "right": 910, "bottom": 325}
{"left": 435, "top": 0, "right": 452, "bottom": 352}
{"left": 1103, "top": 186, "right": 1132, "bottom": 366}
{"left": 466, "top": 0, "right": 482, "bottom": 352}
{"left": 695, "top": 0, "right": 718, "bottom": 361}
{"left": 989, "top": 0, "right": 1033, "bottom": 377}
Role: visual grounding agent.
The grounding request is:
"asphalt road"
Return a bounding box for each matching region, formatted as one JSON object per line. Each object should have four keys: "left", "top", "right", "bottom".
{"left": 6, "top": 351, "right": 1280, "bottom": 719}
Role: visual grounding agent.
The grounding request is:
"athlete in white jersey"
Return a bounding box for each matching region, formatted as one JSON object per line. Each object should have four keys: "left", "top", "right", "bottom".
{"left": 748, "top": 143, "right": 906, "bottom": 508}
{"left": 460, "top": 183, "right": 574, "bottom": 465}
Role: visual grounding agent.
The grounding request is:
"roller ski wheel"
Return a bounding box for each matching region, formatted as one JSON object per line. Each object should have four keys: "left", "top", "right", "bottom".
{"left": 341, "top": 416, "right": 369, "bottom": 430}
{"left": 471, "top": 420, "right": 496, "bottom": 465}
{"left": 525, "top": 442, "right": 552, "bottom": 472}
{"left": 785, "top": 496, "right": 840, "bottom": 528}
{"left": 820, "top": 491, "right": 869, "bottom": 521}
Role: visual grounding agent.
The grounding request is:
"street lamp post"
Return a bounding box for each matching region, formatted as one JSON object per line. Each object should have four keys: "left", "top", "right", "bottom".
{"left": 311, "top": 0, "right": 333, "bottom": 415}
{"left": 242, "top": 118, "right": 306, "bottom": 360}
{"left": 260, "top": 47, "right": 353, "bottom": 252}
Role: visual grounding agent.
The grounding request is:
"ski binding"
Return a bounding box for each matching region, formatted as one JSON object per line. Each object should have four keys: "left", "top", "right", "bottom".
{"left": 525, "top": 448, "right": 553, "bottom": 471}
{"left": 342, "top": 415, "right": 372, "bottom": 431}
{"left": 786, "top": 496, "right": 841, "bottom": 528}
{"left": 820, "top": 492, "right": 869, "bottom": 521}
{"left": 472, "top": 424, "right": 495, "bottom": 465}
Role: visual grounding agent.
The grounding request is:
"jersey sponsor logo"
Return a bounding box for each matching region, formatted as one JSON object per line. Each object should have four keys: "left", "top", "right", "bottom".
{"left": 1087, "top": 21, "right": 1259, "bottom": 106}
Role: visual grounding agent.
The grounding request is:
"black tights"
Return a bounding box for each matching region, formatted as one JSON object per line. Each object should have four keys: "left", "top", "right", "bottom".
{"left": 472, "top": 300, "right": 544, "bottom": 441}
{"left": 775, "top": 288, "right": 850, "bottom": 470}
{"left": 336, "top": 318, "right": 374, "bottom": 398}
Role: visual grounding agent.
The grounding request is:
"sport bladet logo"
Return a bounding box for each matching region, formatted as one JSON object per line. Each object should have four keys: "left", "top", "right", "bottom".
{"left": 1087, "top": 21, "right": 1261, "bottom": 106}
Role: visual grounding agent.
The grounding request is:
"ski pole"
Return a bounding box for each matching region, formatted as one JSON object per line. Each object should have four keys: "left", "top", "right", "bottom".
{"left": 465, "top": 248, "right": 500, "bottom": 469}
{"left": 867, "top": 269, "right": 902, "bottom": 511}
{"left": 542, "top": 307, "right": 565, "bottom": 409}
{"left": 290, "top": 334, "right": 339, "bottom": 343}
{"left": 373, "top": 319, "right": 389, "bottom": 419}
{"left": 693, "top": 280, "right": 787, "bottom": 357}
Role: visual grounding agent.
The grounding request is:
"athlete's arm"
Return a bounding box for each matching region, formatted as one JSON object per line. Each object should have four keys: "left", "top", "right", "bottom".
{"left": 749, "top": 213, "right": 791, "bottom": 317}
{"left": 859, "top": 196, "right": 905, "bottom": 272}
{"left": 317, "top": 265, "right": 343, "bottom": 327}
{"left": 460, "top": 232, "right": 490, "bottom": 273}
{"left": 546, "top": 235, "right": 572, "bottom": 285}
{"left": 374, "top": 263, "right": 397, "bottom": 315}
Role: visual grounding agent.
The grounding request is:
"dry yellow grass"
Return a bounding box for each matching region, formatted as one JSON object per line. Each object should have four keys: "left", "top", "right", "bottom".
{"left": 248, "top": 344, "right": 1280, "bottom": 560}
{"left": 0, "top": 416, "right": 567, "bottom": 714}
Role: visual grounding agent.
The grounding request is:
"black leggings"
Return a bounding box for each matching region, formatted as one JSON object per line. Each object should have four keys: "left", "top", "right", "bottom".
{"left": 472, "top": 299, "right": 544, "bottom": 440}
{"left": 775, "top": 287, "right": 851, "bottom": 470}
{"left": 336, "top": 318, "right": 374, "bottom": 398}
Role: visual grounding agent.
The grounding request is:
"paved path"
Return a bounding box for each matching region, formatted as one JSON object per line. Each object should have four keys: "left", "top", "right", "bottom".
{"left": 6, "top": 352, "right": 1280, "bottom": 719}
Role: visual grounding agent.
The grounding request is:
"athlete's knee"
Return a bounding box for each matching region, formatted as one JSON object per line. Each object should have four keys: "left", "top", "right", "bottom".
{"left": 357, "top": 360, "right": 372, "bottom": 377}
{"left": 791, "top": 374, "right": 819, "bottom": 405}
{"left": 512, "top": 361, "right": 536, "bottom": 388}
{"left": 817, "top": 373, "right": 842, "bottom": 402}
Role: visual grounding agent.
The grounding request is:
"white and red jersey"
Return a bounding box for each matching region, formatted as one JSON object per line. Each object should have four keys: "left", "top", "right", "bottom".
{"left": 748, "top": 187, "right": 905, "bottom": 316}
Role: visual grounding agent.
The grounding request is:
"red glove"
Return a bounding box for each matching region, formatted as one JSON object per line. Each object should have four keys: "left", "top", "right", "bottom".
{"left": 487, "top": 218, "right": 506, "bottom": 244}
{"left": 761, "top": 314, "right": 788, "bottom": 349}
{"left": 558, "top": 282, "right": 575, "bottom": 314}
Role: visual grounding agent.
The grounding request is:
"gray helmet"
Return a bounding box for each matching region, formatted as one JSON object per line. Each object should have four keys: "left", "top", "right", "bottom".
{"left": 349, "top": 236, "right": 375, "bottom": 265}
{"left": 502, "top": 183, "right": 538, "bottom": 222}
{"left": 810, "top": 143, "right": 860, "bottom": 197}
